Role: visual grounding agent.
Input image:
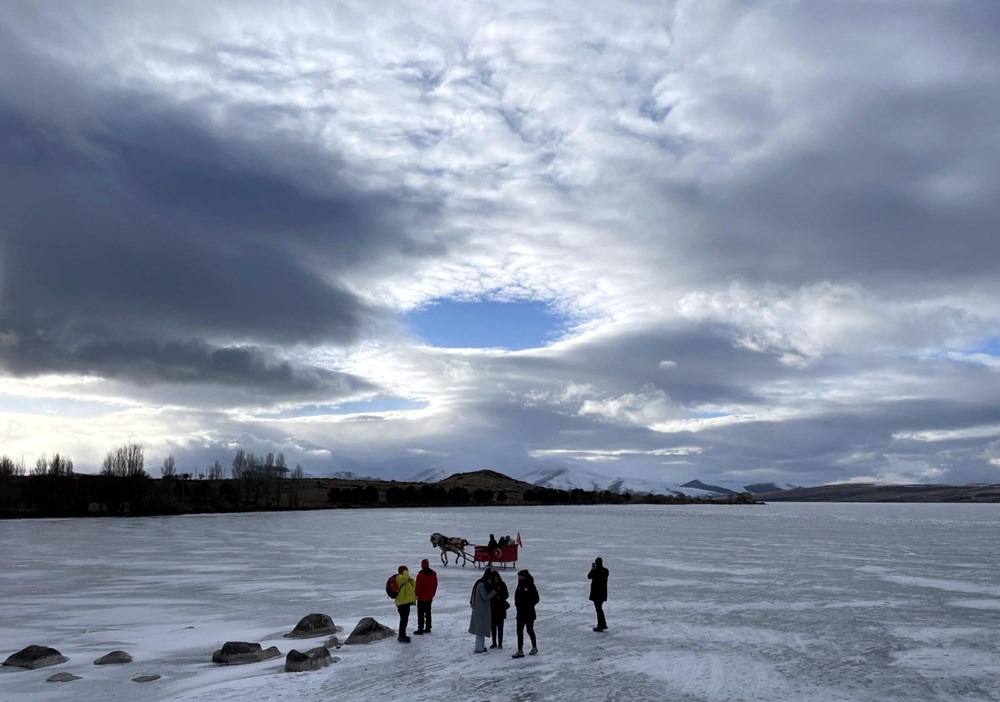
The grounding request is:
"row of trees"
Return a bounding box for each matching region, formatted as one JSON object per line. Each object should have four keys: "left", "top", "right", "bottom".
{"left": 0, "top": 453, "right": 75, "bottom": 477}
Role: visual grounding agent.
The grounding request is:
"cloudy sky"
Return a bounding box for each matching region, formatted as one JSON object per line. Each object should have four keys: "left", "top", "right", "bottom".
{"left": 1, "top": 0, "right": 998, "bottom": 486}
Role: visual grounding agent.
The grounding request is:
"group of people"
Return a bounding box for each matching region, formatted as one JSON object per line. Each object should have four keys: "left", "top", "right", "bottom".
{"left": 469, "top": 568, "right": 539, "bottom": 658}
{"left": 390, "top": 559, "right": 437, "bottom": 643}
{"left": 485, "top": 533, "right": 515, "bottom": 550}
{"left": 389, "top": 554, "right": 611, "bottom": 656}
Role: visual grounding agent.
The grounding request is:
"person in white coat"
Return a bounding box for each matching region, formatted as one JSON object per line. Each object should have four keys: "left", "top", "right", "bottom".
{"left": 468, "top": 569, "right": 496, "bottom": 653}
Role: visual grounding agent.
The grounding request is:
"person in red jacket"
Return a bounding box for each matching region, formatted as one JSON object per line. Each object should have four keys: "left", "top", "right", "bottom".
{"left": 414, "top": 558, "right": 438, "bottom": 634}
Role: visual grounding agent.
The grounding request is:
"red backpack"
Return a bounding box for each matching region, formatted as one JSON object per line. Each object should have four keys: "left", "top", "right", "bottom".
{"left": 385, "top": 574, "right": 400, "bottom": 599}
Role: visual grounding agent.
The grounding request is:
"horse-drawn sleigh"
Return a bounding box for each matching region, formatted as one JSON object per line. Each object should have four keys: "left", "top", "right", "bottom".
{"left": 472, "top": 543, "right": 518, "bottom": 569}
{"left": 430, "top": 533, "right": 519, "bottom": 569}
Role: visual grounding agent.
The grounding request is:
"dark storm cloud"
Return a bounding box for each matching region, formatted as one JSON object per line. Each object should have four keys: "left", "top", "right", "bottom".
{"left": 0, "top": 332, "right": 373, "bottom": 399}
{"left": 0, "top": 30, "right": 442, "bottom": 389}
{"left": 627, "top": 1, "right": 1000, "bottom": 298}
{"left": 696, "top": 88, "right": 1000, "bottom": 289}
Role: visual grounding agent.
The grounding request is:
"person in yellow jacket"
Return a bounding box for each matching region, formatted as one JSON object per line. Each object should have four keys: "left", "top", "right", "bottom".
{"left": 394, "top": 565, "right": 417, "bottom": 643}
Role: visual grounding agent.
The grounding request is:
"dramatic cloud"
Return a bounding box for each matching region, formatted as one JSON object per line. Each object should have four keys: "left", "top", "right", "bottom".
{"left": 1, "top": 0, "right": 998, "bottom": 485}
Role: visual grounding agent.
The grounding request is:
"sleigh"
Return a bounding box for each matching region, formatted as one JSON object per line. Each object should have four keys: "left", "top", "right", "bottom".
{"left": 473, "top": 543, "right": 518, "bottom": 569}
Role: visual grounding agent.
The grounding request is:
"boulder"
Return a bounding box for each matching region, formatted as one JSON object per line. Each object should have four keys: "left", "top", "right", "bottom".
{"left": 212, "top": 641, "right": 282, "bottom": 665}
{"left": 94, "top": 650, "right": 133, "bottom": 665}
{"left": 284, "top": 646, "right": 339, "bottom": 673}
{"left": 324, "top": 636, "right": 342, "bottom": 649}
{"left": 285, "top": 613, "right": 337, "bottom": 638}
{"left": 46, "top": 672, "right": 82, "bottom": 682}
{"left": 344, "top": 617, "right": 395, "bottom": 645}
{"left": 132, "top": 674, "right": 161, "bottom": 683}
{"left": 3, "top": 645, "right": 68, "bottom": 669}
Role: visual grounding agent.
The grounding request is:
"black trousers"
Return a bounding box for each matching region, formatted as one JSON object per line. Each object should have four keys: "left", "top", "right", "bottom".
{"left": 416, "top": 600, "right": 432, "bottom": 632}
{"left": 491, "top": 618, "right": 505, "bottom": 646}
{"left": 516, "top": 618, "right": 536, "bottom": 650}
{"left": 593, "top": 600, "right": 607, "bottom": 629}
{"left": 397, "top": 603, "right": 411, "bottom": 637}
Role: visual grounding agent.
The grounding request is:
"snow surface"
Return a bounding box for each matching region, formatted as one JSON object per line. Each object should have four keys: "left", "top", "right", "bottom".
{"left": 2, "top": 503, "right": 1000, "bottom": 701}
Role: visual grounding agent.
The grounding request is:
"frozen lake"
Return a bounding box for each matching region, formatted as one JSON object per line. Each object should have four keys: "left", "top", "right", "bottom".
{"left": 2, "top": 503, "right": 1000, "bottom": 701}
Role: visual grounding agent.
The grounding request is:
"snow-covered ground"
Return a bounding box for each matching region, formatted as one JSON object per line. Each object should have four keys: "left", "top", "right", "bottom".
{"left": 2, "top": 503, "right": 1000, "bottom": 701}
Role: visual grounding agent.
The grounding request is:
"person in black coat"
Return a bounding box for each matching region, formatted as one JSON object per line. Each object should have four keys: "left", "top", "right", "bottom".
{"left": 489, "top": 571, "right": 509, "bottom": 648}
{"left": 588, "top": 557, "right": 609, "bottom": 632}
{"left": 511, "top": 569, "right": 539, "bottom": 658}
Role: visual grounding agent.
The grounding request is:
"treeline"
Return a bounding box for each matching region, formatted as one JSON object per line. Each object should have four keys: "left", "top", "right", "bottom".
{"left": 0, "top": 443, "right": 752, "bottom": 519}
{"left": 0, "top": 442, "right": 310, "bottom": 518}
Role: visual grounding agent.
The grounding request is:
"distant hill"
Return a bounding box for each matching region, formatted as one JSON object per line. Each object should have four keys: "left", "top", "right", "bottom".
{"left": 436, "top": 470, "right": 537, "bottom": 493}
{"left": 764, "top": 483, "right": 1000, "bottom": 503}
{"left": 743, "top": 482, "right": 799, "bottom": 494}
{"left": 681, "top": 479, "right": 737, "bottom": 495}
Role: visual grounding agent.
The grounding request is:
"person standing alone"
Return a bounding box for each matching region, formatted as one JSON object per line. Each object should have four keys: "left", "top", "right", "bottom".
{"left": 588, "top": 557, "right": 609, "bottom": 632}
{"left": 394, "top": 565, "right": 417, "bottom": 642}
{"left": 511, "top": 569, "right": 539, "bottom": 658}
{"left": 414, "top": 558, "right": 437, "bottom": 635}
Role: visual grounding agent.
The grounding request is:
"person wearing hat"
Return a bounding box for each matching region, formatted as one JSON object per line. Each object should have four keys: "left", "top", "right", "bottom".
{"left": 414, "top": 558, "right": 438, "bottom": 635}
{"left": 394, "top": 565, "right": 417, "bottom": 642}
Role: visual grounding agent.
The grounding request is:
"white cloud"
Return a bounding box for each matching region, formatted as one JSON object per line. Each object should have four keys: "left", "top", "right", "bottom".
{"left": 2, "top": 0, "right": 999, "bottom": 485}
{"left": 893, "top": 425, "right": 1000, "bottom": 443}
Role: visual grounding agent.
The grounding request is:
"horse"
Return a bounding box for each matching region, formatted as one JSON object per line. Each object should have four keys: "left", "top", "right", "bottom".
{"left": 430, "top": 532, "right": 470, "bottom": 567}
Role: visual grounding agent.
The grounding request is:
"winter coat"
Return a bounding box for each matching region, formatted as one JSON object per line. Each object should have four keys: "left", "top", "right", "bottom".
{"left": 468, "top": 580, "right": 495, "bottom": 636}
{"left": 490, "top": 579, "right": 510, "bottom": 622}
{"left": 588, "top": 564, "right": 609, "bottom": 603}
{"left": 415, "top": 567, "right": 438, "bottom": 602}
{"left": 394, "top": 570, "right": 417, "bottom": 606}
{"left": 513, "top": 579, "right": 539, "bottom": 623}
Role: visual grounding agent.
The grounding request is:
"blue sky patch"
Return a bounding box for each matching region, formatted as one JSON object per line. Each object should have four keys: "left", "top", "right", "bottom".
{"left": 404, "top": 299, "right": 567, "bottom": 350}
{"left": 264, "top": 396, "right": 427, "bottom": 419}
{"left": 968, "top": 337, "right": 1000, "bottom": 356}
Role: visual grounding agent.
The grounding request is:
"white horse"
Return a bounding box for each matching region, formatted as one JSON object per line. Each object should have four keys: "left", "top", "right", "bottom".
{"left": 430, "top": 532, "right": 470, "bottom": 566}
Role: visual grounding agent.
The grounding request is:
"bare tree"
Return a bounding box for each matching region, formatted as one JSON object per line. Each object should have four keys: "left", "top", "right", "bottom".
{"left": 231, "top": 449, "right": 250, "bottom": 507}
{"left": 289, "top": 463, "right": 305, "bottom": 508}
{"left": 207, "top": 460, "right": 225, "bottom": 480}
{"left": 231, "top": 449, "right": 248, "bottom": 481}
{"left": 0, "top": 455, "right": 24, "bottom": 477}
{"left": 161, "top": 454, "right": 177, "bottom": 478}
{"left": 47, "top": 454, "right": 73, "bottom": 476}
{"left": 273, "top": 452, "right": 287, "bottom": 506}
{"left": 101, "top": 442, "right": 146, "bottom": 478}
{"left": 32, "top": 455, "right": 48, "bottom": 476}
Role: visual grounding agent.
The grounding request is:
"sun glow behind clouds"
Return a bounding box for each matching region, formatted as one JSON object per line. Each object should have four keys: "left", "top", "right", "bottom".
{"left": 404, "top": 299, "right": 568, "bottom": 350}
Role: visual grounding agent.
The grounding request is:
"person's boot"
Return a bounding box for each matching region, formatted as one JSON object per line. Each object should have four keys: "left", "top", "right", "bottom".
{"left": 398, "top": 635, "right": 411, "bottom": 643}
{"left": 529, "top": 646, "right": 538, "bottom": 655}
{"left": 414, "top": 629, "right": 425, "bottom": 635}
{"left": 511, "top": 650, "right": 524, "bottom": 658}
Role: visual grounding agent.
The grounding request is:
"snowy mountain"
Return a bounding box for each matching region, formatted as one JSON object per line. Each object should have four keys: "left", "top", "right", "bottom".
{"left": 328, "top": 470, "right": 379, "bottom": 481}
{"left": 405, "top": 468, "right": 454, "bottom": 483}
{"left": 404, "top": 466, "right": 798, "bottom": 497}
{"left": 681, "top": 479, "right": 737, "bottom": 495}
{"left": 512, "top": 467, "right": 722, "bottom": 498}
{"left": 743, "top": 482, "right": 799, "bottom": 494}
